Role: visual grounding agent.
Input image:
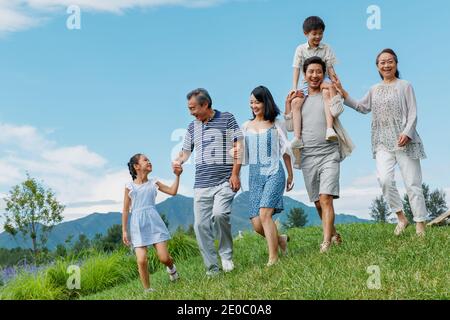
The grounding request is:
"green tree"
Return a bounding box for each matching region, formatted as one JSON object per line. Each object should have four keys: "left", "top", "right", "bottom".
{"left": 64, "top": 234, "right": 74, "bottom": 247}
{"left": 91, "top": 233, "right": 104, "bottom": 251}
{"left": 174, "top": 225, "right": 185, "bottom": 236}
{"left": 100, "top": 225, "right": 122, "bottom": 252}
{"left": 55, "top": 244, "right": 67, "bottom": 258}
{"left": 370, "top": 195, "right": 391, "bottom": 223}
{"left": 2, "top": 175, "right": 64, "bottom": 261}
{"left": 160, "top": 213, "right": 170, "bottom": 229}
{"left": 403, "top": 183, "right": 448, "bottom": 223}
{"left": 72, "top": 234, "right": 91, "bottom": 254}
{"left": 283, "top": 207, "right": 308, "bottom": 229}
{"left": 186, "top": 224, "right": 196, "bottom": 238}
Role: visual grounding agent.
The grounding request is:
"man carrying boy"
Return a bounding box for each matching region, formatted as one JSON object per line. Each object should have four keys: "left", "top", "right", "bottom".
{"left": 286, "top": 16, "right": 340, "bottom": 168}
{"left": 285, "top": 57, "right": 346, "bottom": 253}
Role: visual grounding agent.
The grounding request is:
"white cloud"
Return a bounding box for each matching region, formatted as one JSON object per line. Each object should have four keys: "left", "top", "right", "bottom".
{"left": 0, "top": 1, "right": 40, "bottom": 34}
{"left": 27, "top": 0, "right": 224, "bottom": 12}
{"left": 0, "top": 123, "right": 51, "bottom": 151}
{"left": 0, "top": 122, "right": 113, "bottom": 222}
{"left": 0, "top": 122, "right": 192, "bottom": 233}
{"left": 42, "top": 146, "right": 107, "bottom": 168}
{"left": 0, "top": 0, "right": 235, "bottom": 34}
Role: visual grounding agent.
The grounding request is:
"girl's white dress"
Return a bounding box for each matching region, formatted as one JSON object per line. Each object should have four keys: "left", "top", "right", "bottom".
{"left": 126, "top": 179, "right": 171, "bottom": 248}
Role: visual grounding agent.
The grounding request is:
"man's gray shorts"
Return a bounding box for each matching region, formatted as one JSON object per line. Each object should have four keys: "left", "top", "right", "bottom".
{"left": 301, "top": 150, "right": 340, "bottom": 203}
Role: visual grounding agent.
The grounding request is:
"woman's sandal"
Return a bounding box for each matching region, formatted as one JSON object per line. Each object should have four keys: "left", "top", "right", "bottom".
{"left": 319, "top": 241, "right": 331, "bottom": 253}
{"left": 394, "top": 221, "right": 409, "bottom": 236}
{"left": 331, "top": 233, "right": 343, "bottom": 245}
{"left": 266, "top": 259, "right": 279, "bottom": 267}
{"left": 279, "top": 234, "right": 290, "bottom": 256}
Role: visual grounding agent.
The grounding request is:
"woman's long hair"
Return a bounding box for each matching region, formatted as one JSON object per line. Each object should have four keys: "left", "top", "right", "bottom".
{"left": 251, "top": 86, "right": 280, "bottom": 122}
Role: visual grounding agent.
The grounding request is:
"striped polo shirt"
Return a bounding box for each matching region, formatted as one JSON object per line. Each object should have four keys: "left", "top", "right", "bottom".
{"left": 183, "top": 110, "right": 243, "bottom": 189}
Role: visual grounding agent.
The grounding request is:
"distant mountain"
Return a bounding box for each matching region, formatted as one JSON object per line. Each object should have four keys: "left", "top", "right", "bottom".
{"left": 0, "top": 192, "right": 370, "bottom": 250}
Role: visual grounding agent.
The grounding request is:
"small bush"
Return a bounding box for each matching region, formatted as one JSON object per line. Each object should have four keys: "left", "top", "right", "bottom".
{"left": 0, "top": 234, "right": 200, "bottom": 300}
{"left": 0, "top": 271, "right": 65, "bottom": 300}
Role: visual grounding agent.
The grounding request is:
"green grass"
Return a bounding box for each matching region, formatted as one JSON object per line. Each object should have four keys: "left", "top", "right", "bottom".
{"left": 0, "top": 233, "right": 199, "bottom": 300}
{"left": 82, "top": 223, "right": 449, "bottom": 300}
{"left": 0, "top": 271, "right": 66, "bottom": 300}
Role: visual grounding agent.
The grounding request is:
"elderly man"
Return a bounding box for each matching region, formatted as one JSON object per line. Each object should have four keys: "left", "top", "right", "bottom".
{"left": 285, "top": 56, "right": 353, "bottom": 253}
{"left": 173, "top": 88, "right": 243, "bottom": 276}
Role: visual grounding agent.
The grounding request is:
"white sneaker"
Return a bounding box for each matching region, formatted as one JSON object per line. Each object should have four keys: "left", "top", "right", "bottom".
{"left": 291, "top": 137, "right": 304, "bottom": 149}
{"left": 325, "top": 128, "right": 338, "bottom": 141}
{"left": 167, "top": 265, "right": 179, "bottom": 282}
{"left": 206, "top": 269, "right": 220, "bottom": 277}
{"left": 144, "top": 288, "right": 156, "bottom": 293}
{"left": 221, "top": 259, "right": 234, "bottom": 273}
{"left": 326, "top": 128, "right": 338, "bottom": 141}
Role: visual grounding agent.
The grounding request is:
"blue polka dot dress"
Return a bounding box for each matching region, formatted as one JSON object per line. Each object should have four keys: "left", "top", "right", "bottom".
{"left": 246, "top": 126, "right": 286, "bottom": 219}
{"left": 126, "top": 179, "right": 171, "bottom": 248}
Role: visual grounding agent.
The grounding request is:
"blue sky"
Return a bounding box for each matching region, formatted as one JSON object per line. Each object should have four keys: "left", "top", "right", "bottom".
{"left": 0, "top": 0, "right": 449, "bottom": 228}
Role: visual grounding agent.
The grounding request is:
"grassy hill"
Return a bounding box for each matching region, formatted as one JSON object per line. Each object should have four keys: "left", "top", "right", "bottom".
{"left": 0, "top": 192, "right": 369, "bottom": 250}
{"left": 79, "top": 223, "right": 449, "bottom": 300}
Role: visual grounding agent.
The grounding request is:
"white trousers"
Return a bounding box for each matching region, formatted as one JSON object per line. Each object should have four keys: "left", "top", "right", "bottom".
{"left": 375, "top": 149, "right": 428, "bottom": 222}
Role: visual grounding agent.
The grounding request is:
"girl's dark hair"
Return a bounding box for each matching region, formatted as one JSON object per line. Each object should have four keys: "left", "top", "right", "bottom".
{"left": 376, "top": 48, "right": 400, "bottom": 79}
{"left": 127, "top": 154, "right": 142, "bottom": 180}
{"left": 303, "top": 56, "right": 327, "bottom": 74}
{"left": 251, "top": 86, "right": 280, "bottom": 123}
{"left": 303, "top": 16, "right": 326, "bottom": 33}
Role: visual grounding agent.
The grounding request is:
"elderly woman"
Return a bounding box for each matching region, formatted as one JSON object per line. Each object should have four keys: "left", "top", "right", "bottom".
{"left": 334, "top": 48, "right": 428, "bottom": 237}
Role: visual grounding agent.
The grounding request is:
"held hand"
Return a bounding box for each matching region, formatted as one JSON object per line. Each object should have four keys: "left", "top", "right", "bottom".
{"left": 286, "top": 175, "right": 294, "bottom": 192}
{"left": 122, "top": 232, "right": 130, "bottom": 247}
{"left": 398, "top": 134, "right": 411, "bottom": 147}
{"left": 172, "top": 160, "right": 182, "bottom": 171}
{"left": 328, "top": 82, "right": 337, "bottom": 98}
{"left": 332, "top": 76, "right": 345, "bottom": 98}
{"left": 229, "top": 174, "right": 241, "bottom": 192}
{"left": 173, "top": 166, "right": 183, "bottom": 176}
{"left": 320, "top": 82, "right": 333, "bottom": 91}
{"left": 330, "top": 73, "right": 339, "bottom": 84}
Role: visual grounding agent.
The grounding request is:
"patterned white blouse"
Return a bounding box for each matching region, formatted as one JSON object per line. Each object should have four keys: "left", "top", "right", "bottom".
{"left": 344, "top": 79, "right": 426, "bottom": 160}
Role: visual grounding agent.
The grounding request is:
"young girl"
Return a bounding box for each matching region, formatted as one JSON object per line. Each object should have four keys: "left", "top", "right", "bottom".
{"left": 240, "top": 86, "right": 294, "bottom": 266}
{"left": 122, "top": 153, "right": 182, "bottom": 292}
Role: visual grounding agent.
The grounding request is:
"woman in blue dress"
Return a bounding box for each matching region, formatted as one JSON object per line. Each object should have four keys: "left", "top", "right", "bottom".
{"left": 122, "top": 153, "right": 182, "bottom": 292}
{"left": 241, "top": 86, "right": 295, "bottom": 266}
